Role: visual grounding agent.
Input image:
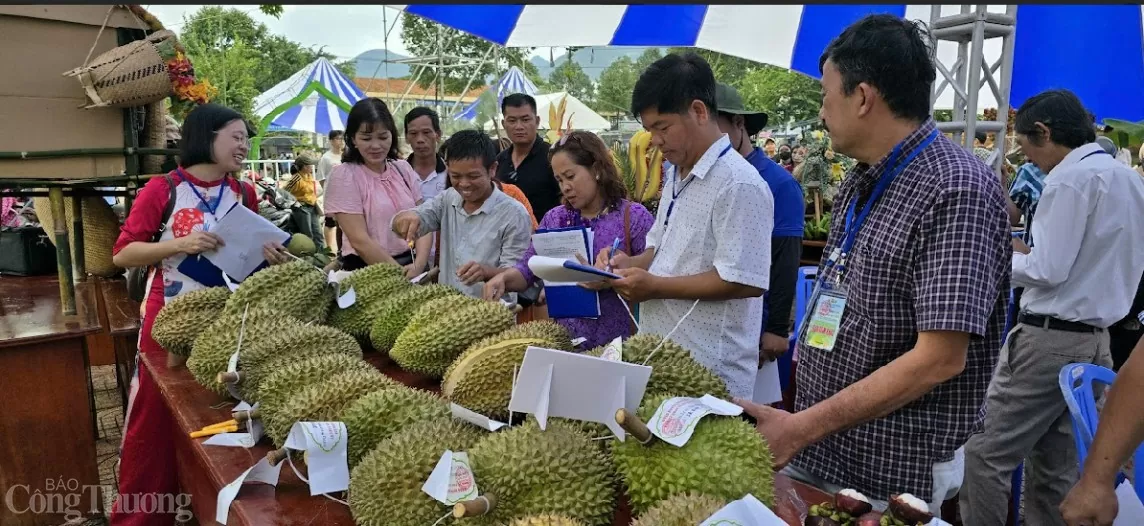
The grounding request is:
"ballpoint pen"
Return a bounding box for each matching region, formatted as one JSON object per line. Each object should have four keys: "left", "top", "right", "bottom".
{"left": 606, "top": 237, "right": 622, "bottom": 273}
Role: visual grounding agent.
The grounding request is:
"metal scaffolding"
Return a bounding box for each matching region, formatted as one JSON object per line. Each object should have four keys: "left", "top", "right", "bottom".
{"left": 929, "top": 5, "right": 1017, "bottom": 173}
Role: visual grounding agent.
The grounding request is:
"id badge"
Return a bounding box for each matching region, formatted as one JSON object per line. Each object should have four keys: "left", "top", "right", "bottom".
{"left": 797, "top": 282, "right": 848, "bottom": 352}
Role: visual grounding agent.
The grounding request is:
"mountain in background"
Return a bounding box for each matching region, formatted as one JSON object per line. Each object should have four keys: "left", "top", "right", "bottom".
{"left": 531, "top": 46, "right": 668, "bottom": 82}
{"left": 354, "top": 49, "right": 412, "bottom": 79}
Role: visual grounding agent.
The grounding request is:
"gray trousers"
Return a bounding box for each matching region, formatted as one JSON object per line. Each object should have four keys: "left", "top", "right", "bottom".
{"left": 961, "top": 322, "right": 1112, "bottom": 526}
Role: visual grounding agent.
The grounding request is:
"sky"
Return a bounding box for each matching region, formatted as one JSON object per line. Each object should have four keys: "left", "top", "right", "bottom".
{"left": 144, "top": 5, "right": 556, "bottom": 63}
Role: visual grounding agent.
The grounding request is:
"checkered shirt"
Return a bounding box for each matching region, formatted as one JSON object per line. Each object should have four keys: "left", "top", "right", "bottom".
{"left": 791, "top": 120, "right": 1012, "bottom": 500}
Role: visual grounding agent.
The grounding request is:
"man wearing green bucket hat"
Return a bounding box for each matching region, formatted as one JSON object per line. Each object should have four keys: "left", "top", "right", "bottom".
{"left": 714, "top": 82, "right": 806, "bottom": 368}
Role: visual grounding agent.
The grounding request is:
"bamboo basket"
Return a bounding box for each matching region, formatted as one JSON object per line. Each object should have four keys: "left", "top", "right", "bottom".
{"left": 33, "top": 197, "right": 123, "bottom": 278}
{"left": 63, "top": 30, "right": 176, "bottom": 109}
{"left": 142, "top": 100, "right": 169, "bottom": 174}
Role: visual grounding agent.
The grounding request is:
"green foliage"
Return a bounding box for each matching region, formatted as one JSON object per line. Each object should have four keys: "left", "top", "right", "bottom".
{"left": 547, "top": 61, "right": 594, "bottom": 104}
{"left": 596, "top": 56, "right": 637, "bottom": 115}
{"left": 400, "top": 13, "right": 539, "bottom": 95}
{"left": 258, "top": 5, "right": 283, "bottom": 18}
{"left": 182, "top": 37, "right": 260, "bottom": 118}
{"left": 666, "top": 48, "right": 757, "bottom": 88}
{"left": 738, "top": 65, "right": 822, "bottom": 127}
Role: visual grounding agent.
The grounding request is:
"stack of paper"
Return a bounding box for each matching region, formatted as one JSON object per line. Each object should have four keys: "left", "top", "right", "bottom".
{"left": 531, "top": 226, "right": 601, "bottom": 319}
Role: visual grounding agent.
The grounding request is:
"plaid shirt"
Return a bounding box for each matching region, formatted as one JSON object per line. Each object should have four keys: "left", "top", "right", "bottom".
{"left": 792, "top": 120, "right": 1011, "bottom": 499}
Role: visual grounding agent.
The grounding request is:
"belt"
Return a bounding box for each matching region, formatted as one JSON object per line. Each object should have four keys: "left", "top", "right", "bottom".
{"left": 1018, "top": 312, "right": 1102, "bottom": 333}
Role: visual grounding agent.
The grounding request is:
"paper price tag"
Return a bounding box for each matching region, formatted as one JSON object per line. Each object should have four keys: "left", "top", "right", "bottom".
{"left": 327, "top": 269, "right": 352, "bottom": 284}
{"left": 450, "top": 403, "right": 507, "bottom": 432}
{"left": 215, "top": 456, "right": 282, "bottom": 525}
{"left": 598, "top": 337, "right": 623, "bottom": 362}
{"left": 421, "top": 450, "right": 479, "bottom": 506}
{"left": 410, "top": 270, "right": 429, "bottom": 284}
{"left": 203, "top": 402, "right": 263, "bottom": 448}
{"left": 699, "top": 494, "right": 784, "bottom": 525}
{"left": 283, "top": 422, "right": 350, "bottom": 495}
{"left": 336, "top": 286, "right": 356, "bottom": 309}
{"left": 222, "top": 272, "right": 240, "bottom": 292}
{"left": 648, "top": 395, "right": 744, "bottom": 447}
{"left": 1113, "top": 481, "right": 1144, "bottom": 525}
{"left": 571, "top": 337, "right": 587, "bottom": 348}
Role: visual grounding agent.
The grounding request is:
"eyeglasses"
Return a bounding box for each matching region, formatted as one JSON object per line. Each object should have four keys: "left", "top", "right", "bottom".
{"left": 215, "top": 131, "right": 250, "bottom": 146}
{"left": 556, "top": 132, "right": 582, "bottom": 148}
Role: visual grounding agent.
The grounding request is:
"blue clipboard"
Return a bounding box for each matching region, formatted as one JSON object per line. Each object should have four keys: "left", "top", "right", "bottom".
{"left": 560, "top": 259, "right": 620, "bottom": 280}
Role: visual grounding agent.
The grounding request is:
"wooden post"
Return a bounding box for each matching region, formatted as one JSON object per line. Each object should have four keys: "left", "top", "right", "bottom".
{"left": 71, "top": 193, "right": 86, "bottom": 280}
{"left": 49, "top": 187, "right": 76, "bottom": 315}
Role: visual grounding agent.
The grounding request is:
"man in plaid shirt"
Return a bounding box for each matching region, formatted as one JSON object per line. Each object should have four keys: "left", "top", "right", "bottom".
{"left": 735, "top": 15, "right": 1011, "bottom": 517}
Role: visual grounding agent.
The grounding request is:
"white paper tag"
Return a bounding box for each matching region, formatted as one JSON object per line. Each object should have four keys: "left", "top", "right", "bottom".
{"left": 450, "top": 403, "right": 507, "bottom": 432}
{"left": 283, "top": 422, "right": 350, "bottom": 496}
{"left": 225, "top": 352, "right": 243, "bottom": 400}
{"left": 410, "top": 270, "right": 429, "bottom": 284}
{"left": 598, "top": 337, "right": 623, "bottom": 362}
{"left": 327, "top": 269, "right": 352, "bottom": 284}
{"left": 751, "top": 360, "right": 783, "bottom": 405}
{"left": 215, "top": 456, "right": 282, "bottom": 525}
{"left": 700, "top": 494, "right": 784, "bottom": 525}
{"left": 203, "top": 402, "right": 263, "bottom": 448}
{"left": 336, "top": 286, "right": 356, "bottom": 309}
{"left": 648, "top": 395, "right": 744, "bottom": 447}
{"left": 499, "top": 299, "right": 514, "bottom": 308}
{"left": 571, "top": 337, "right": 587, "bottom": 348}
{"left": 222, "top": 272, "right": 240, "bottom": 292}
{"left": 1114, "top": 481, "right": 1144, "bottom": 525}
{"left": 421, "top": 450, "right": 479, "bottom": 505}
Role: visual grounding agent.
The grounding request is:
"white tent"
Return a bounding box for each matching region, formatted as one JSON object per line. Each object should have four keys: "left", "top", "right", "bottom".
{"left": 252, "top": 58, "right": 364, "bottom": 135}
{"left": 535, "top": 92, "right": 610, "bottom": 132}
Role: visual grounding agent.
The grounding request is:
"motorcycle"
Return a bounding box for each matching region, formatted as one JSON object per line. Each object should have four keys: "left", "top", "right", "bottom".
{"left": 255, "top": 176, "right": 301, "bottom": 234}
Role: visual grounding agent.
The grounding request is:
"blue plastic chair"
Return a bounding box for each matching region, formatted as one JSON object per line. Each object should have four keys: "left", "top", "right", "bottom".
{"left": 1058, "top": 363, "right": 1142, "bottom": 502}
{"left": 779, "top": 266, "right": 818, "bottom": 392}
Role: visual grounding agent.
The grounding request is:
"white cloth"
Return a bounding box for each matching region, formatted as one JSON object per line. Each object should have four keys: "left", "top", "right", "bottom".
{"left": 316, "top": 150, "right": 342, "bottom": 183}
{"left": 1013, "top": 142, "right": 1144, "bottom": 327}
{"left": 640, "top": 134, "right": 775, "bottom": 399}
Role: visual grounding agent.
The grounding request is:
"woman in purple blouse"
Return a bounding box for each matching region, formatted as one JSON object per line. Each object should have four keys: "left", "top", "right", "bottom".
{"left": 484, "top": 131, "right": 655, "bottom": 350}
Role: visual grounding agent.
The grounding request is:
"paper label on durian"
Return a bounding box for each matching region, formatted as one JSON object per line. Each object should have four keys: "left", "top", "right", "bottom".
{"left": 598, "top": 337, "right": 623, "bottom": 362}
{"left": 450, "top": 403, "right": 507, "bottom": 431}
{"left": 699, "top": 494, "right": 784, "bottom": 525}
{"left": 648, "top": 395, "right": 744, "bottom": 447}
{"left": 335, "top": 286, "right": 356, "bottom": 308}
{"left": 222, "top": 272, "right": 240, "bottom": 292}
{"left": 204, "top": 402, "right": 263, "bottom": 448}
{"left": 215, "top": 456, "right": 282, "bottom": 525}
{"left": 284, "top": 422, "right": 349, "bottom": 496}
{"left": 422, "top": 450, "right": 479, "bottom": 505}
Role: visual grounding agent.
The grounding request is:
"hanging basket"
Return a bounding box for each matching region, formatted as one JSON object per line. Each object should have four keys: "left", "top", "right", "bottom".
{"left": 33, "top": 196, "right": 123, "bottom": 278}
{"left": 63, "top": 30, "right": 176, "bottom": 109}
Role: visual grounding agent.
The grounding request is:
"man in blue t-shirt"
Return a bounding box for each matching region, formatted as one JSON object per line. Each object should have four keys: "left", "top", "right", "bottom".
{"left": 715, "top": 83, "right": 807, "bottom": 361}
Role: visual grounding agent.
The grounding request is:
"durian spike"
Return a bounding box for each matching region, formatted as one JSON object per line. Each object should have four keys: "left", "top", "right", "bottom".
{"left": 615, "top": 408, "right": 655, "bottom": 444}
{"left": 217, "top": 371, "right": 241, "bottom": 384}
{"left": 266, "top": 447, "right": 289, "bottom": 466}
{"left": 416, "top": 267, "right": 442, "bottom": 285}
{"left": 452, "top": 494, "right": 497, "bottom": 518}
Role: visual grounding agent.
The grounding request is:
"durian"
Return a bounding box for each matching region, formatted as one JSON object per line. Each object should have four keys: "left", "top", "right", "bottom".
{"left": 348, "top": 418, "right": 486, "bottom": 526}
{"left": 631, "top": 492, "right": 727, "bottom": 526}
{"left": 151, "top": 287, "right": 231, "bottom": 357}
{"left": 230, "top": 325, "right": 363, "bottom": 402}
{"left": 610, "top": 394, "right": 774, "bottom": 515}
{"left": 369, "top": 284, "right": 463, "bottom": 351}
{"left": 262, "top": 367, "right": 399, "bottom": 447}
{"left": 338, "top": 387, "right": 450, "bottom": 468}
{"left": 464, "top": 421, "right": 615, "bottom": 525}
{"left": 389, "top": 296, "right": 515, "bottom": 378}
{"left": 186, "top": 307, "right": 301, "bottom": 397}
{"left": 327, "top": 263, "right": 413, "bottom": 339}
{"left": 255, "top": 353, "right": 376, "bottom": 413}
{"left": 442, "top": 321, "right": 573, "bottom": 419}
{"left": 589, "top": 334, "right": 730, "bottom": 400}
{"left": 507, "top": 516, "right": 586, "bottom": 526}
{"left": 223, "top": 259, "right": 334, "bottom": 324}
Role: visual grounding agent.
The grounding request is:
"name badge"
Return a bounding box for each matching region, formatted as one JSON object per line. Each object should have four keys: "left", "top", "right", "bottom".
{"left": 803, "top": 289, "right": 848, "bottom": 352}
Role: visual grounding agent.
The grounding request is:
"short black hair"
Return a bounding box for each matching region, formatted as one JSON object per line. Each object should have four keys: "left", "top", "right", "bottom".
{"left": 501, "top": 93, "right": 537, "bottom": 115}
{"left": 631, "top": 52, "right": 717, "bottom": 118}
{"left": 1014, "top": 89, "right": 1097, "bottom": 149}
{"left": 328, "top": 130, "right": 344, "bottom": 141}
{"left": 975, "top": 131, "right": 988, "bottom": 144}
{"left": 440, "top": 129, "right": 497, "bottom": 169}
{"left": 404, "top": 106, "right": 441, "bottom": 134}
{"left": 179, "top": 103, "right": 254, "bottom": 169}
{"left": 343, "top": 97, "right": 400, "bottom": 163}
{"left": 819, "top": 14, "right": 936, "bottom": 122}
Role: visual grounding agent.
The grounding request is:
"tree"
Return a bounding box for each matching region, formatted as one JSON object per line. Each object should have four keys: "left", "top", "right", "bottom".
{"left": 738, "top": 65, "right": 822, "bottom": 127}
{"left": 401, "top": 13, "right": 537, "bottom": 95}
{"left": 595, "top": 56, "right": 638, "bottom": 115}
{"left": 634, "top": 48, "right": 663, "bottom": 72}
{"left": 186, "top": 37, "right": 260, "bottom": 118}
{"left": 258, "top": 5, "right": 283, "bottom": 18}
{"left": 666, "top": 48, "right": 758, "bottom": 88}
{"left": 547, "top": 61, "right": 594, "bottom": 105}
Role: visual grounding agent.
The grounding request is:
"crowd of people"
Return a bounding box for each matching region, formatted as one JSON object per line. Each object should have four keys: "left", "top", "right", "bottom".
{"left": 105, "top": 12, "right": 1144, "bottom": 526}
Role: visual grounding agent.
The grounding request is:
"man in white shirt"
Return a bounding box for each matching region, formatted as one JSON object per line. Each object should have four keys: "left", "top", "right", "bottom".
{"left": 601, "top": 52, "right": 775, "bottom": 399}
{"left": 317, "top": 129, "right": 345, "bottom": 252}
{"left": 962, "top": 89, "right": 1144, "bottom": 526}
{"left": 404, "top": 107, "right": 448, "bottom": 265}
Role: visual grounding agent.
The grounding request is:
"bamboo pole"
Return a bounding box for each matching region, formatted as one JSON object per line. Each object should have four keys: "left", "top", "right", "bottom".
{"left": 71, "top": 194, "right": 86, "bottom": 280}
{"left": 49, "top": 187, "right": 76, "bottom": 315}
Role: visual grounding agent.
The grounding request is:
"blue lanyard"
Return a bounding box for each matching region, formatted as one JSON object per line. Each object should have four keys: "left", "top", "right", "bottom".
{"left": 664, "top": 144, "right": 733, "bottom": 227}
{"left": 830, "top": 130, "right": 938, "bottom": 274}
{"left": 177, "top": 167, "right": 228, "bottom": 220}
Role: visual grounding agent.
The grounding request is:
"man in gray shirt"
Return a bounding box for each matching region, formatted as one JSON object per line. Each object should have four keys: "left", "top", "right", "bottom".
{"left": 392, "top": 130, "right": 532, "bottom": 301}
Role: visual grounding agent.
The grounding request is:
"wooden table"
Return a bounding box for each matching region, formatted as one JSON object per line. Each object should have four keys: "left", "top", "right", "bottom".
{"left": 144, "top": 351, "right": 830, "bottom": 525}
{"left": 98, "top": 277, "right": 141, "bottom": 410}
{"left": 0, "top": 276, "right": 103, "bottom": 525}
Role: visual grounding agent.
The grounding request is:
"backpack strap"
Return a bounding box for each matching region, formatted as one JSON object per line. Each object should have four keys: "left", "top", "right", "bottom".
{"left": 149, "top": 172, "right": 178, "bottom": 243}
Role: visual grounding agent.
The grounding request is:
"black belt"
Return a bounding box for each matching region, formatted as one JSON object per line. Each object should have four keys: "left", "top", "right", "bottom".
{"left": 1018, "top": 312, "right": 1102, "bottom": 333}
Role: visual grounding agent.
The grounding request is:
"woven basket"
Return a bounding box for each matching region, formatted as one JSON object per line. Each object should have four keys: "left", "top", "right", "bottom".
{"left": 142, "top": 101, "right": 169, "bottom": 174}
{"left": 33, "top": 196, "right": 123, "bottom": 278}
{"left": 64, "top": 30, "right": 175, "bottom": 109}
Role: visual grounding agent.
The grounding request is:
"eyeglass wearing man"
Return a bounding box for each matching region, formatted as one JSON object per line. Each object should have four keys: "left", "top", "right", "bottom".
{"left": 598, "top": 52, "right": 775, "bottom": 400}
{"left": 960, "top": 89, "right": 1144, "bottom": 526}
{"left": 713, "top": 83, "right": 806, "bottom": 364}
{"left": 495, "top": 93, "right": 562, "bottom": 220}
{"left": 734, "top": 15, "right": 1011, "bottom": 518}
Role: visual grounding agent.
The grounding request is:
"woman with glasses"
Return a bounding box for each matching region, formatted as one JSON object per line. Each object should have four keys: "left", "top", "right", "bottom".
{"left": 483, "top": 130, "right": 655, "bottom": 349}
{"left": 109, "top": 103, "right": 292, "bottom": 525}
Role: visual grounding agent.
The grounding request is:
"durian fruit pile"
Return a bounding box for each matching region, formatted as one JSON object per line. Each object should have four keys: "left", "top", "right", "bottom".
{"left": 151, "top": 286, "right": 231, "bottom": 357}
{"left": 222, "top": 259, "right": 335, "bottom": 324}
{"left": 369, "top": 283, "right": 462, "bottom": 352}
{"left": 327, "top": 263, "right": 415, "bottom": 342}
{"left": 186, "top": 306, "right": 303, "bottom": 397}
{"left": 388, "top": 295, "right": 517, "bottom": 378}
{"left": 588, "top": 333, "right": 730, "bottom": 400}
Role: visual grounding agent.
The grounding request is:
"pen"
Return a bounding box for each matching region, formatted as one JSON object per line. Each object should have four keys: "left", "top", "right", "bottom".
{"left": 606, "top": 237, "right": 622, "bottom": 273}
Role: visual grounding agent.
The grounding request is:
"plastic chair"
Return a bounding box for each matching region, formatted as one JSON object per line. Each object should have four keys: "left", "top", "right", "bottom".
{"left": 780, "top": 266, "right": 818, "bottom": 392}
{"left": 1058, "top": 362, "right": 1141, "bottom": 503}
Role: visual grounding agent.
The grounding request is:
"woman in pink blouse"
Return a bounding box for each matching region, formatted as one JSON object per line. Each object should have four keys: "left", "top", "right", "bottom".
{"left": 324, "top": 98, "right": 432, "bottom": 277}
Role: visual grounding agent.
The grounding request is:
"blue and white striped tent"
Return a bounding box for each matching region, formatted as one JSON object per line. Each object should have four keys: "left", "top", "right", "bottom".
{"left": 253, "top": 57, "right": 366, "bottom": 134}
{"left": 397, "top": 5, "right": 1144, "bottom": 122}
{"left": 453, "top": 66, "right": 541, "bottom": 122}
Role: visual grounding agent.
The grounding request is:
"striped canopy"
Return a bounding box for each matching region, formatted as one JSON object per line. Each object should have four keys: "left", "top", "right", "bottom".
{"left": 396, "top": 5, "right": 1144, "bottom": 122}
{"left": 253, "top": 58, "right": 366, "bottom": 134}
{"left": 454, "top": 66, "right": 541, "bottom": 122}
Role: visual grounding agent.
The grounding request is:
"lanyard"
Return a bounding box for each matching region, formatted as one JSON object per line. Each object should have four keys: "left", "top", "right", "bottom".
{"left": 664, "top": 144, "right": 733, "bottom": 227}
{"left": 829, "top": 129, "right": 939, "bottom": 276}
{"left": 177, "top": 167, "right": 228, "bottom": 221}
